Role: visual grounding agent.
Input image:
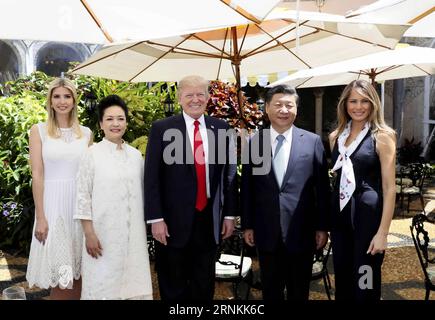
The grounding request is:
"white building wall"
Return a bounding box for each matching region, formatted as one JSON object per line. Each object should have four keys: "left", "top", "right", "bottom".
{"left": 1, "top": 40, "right": 98, "bottom": 78}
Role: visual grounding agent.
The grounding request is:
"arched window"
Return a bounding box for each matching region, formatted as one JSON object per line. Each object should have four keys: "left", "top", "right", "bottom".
{"left": 0, "top": 41, "right": 19, "bottom": 83}
{"left": 36, "top": 43, "right": 82, "bottom": 77}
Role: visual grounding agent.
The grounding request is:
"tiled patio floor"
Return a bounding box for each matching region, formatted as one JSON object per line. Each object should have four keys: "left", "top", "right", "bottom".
{"left": 1, "top": 195, "right": 434, "bottom": 300}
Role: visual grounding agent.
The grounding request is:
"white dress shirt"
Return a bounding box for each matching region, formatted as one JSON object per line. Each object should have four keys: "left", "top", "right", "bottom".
{"left": 183, "top": 111, "right": 211, "bottom": 198}
{"left": 270, "top": 125, "right": 293, "bottom": 168}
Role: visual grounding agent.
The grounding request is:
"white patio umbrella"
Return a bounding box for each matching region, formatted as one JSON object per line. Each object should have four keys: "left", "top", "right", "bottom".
{"left": 72, "top": 10, "right": 408, "bottom": 89}
{"left": 279, "top": 0, "right": 378, "bottom": 15}
{"left": 404, "top": 11, "right": 435, "bottom": 38}
{"left": 345, "top": 0, "right": 435, "bottom": 37}
{"left": 268, "top": 45, "right": 435, "bottom": 88}
{"left": 0, "top": 0, "right": 281, "bottom": 44}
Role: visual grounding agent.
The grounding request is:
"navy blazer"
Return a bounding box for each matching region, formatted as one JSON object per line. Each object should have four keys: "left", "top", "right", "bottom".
{"left": 241, "top": 126, "right": 331, "bottom": 253}
{"left": 144, "top": 114, "right": 238, "bottom": 248}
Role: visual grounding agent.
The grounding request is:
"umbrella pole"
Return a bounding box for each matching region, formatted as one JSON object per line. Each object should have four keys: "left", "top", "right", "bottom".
{"left": 233, "top": 60, "right": 243, "bottom": 115}
{"left": 80, "top": 0, "right": 113, "bottom": 42}
{"left": 231, "top": 27, "right": 247, "bottom": 129}
{"left": 233, "top": 65, "right": 248, "bottom": 129}
{"left": 369, "top": 69, "right": 376, "bottom": 85}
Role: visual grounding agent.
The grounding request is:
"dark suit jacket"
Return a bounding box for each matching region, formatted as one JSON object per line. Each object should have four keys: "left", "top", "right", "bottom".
{"left": 144, "top": 114, "right": 238, "bottom": 248}
{"left": 241, "top": 126, "right": 331, "bottom": 253}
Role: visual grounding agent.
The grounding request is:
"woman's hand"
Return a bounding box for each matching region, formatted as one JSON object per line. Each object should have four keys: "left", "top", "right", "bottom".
{"left": 85, "top": 232, "right": 103, "bottom": 259}
{"left": 367, "top": 232, "right": 388, "bottom": 255}
{"left": 34, "top": 216, "right": 49, "bottom": 245}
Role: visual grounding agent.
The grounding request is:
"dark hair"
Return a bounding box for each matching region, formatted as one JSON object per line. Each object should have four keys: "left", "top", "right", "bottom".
{"left": 265, "top": 84, "right": 299, "bottom": 105}
{"left": 97, "top": 94, "right": 128, "bottom": 122}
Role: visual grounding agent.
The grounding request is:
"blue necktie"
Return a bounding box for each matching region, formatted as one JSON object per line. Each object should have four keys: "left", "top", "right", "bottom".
{"left": 273, "top": 135, "right": 286, "bottom": 187}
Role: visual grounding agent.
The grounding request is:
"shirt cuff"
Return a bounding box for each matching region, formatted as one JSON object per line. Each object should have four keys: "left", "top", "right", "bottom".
{"left": 224, "top": 216, "right": 235, "bottom": 220}
{"left": 73, "top": 215, "right": 92, "bottom": 221}
{"left": 147, "top": 218, "right": 164, "bottom": 224}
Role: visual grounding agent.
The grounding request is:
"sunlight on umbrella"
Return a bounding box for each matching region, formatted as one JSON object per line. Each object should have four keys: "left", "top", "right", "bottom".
{"left": 277, "top": 0, "right": 378, "bottom": 15}
{"left": 268, "top": 45, "right": 435, "bottom": 88}
{"left": 0, "top": 0, "right": 281, "bottom": 44}
{"left": 344, "top": 0, "right": 435, "bottom": 37}
{"left": 73, "top": 10, "right": 408, "bottom": 89}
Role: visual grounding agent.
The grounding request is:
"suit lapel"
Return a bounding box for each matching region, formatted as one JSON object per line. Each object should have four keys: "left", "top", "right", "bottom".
{"left": 260, "top": 129, "right": 280, "bottom": 191}
{"left": 280, "top": 126, "right": 302, "bottom": 190}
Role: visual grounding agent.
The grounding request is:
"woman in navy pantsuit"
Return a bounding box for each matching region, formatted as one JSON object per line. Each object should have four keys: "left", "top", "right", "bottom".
{"left": 329, "top": 80, "right": 396, "bottom": 301}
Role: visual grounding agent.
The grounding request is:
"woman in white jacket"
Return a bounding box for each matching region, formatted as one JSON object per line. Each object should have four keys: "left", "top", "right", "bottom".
{"left": 75, "top": 95, "right": 152, "bottom": 300}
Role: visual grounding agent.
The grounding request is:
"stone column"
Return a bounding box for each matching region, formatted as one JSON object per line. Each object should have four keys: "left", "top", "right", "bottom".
{"left": 313, "top": 88, "right": 324, "bottom": 136}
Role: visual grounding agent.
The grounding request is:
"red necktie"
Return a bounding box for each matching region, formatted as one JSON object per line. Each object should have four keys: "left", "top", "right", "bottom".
{"left": 193, "top": 120, "right": 207, "bottom": 211}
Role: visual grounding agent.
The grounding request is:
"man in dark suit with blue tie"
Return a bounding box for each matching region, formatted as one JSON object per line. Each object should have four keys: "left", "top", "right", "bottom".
{"left": 241, "top": 84, "right": 331, "bottom": 301}
{"left": 144, "top": 75, "right": 238, "bottom": 301}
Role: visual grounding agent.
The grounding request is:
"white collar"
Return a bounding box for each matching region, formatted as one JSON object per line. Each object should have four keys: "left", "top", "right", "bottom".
{"left": 102, "top": 137, "right": 125, "bottom": 151}
{"left": 270, "top": 125, "right": 293, "bottom": 143}
{"left": 183, "top": 111, "right": 205, "bottom": 128}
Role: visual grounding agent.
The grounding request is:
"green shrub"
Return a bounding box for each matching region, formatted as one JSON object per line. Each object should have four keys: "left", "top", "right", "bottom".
{"left": 71, "top": 73, "right": 175, "bottom": 143}
{"left": 0, "top": 71, "right": 173, "bottom": 254}
{"left": 0, "top": 95, "right": 46, "bottom": 253}
{"left": 130, "top": 135, "right": 148, "bottom": 157}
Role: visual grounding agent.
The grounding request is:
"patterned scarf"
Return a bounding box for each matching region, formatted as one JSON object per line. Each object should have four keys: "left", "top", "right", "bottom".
{"left": 332, "top": 121, "right": 370, "bottom": 211}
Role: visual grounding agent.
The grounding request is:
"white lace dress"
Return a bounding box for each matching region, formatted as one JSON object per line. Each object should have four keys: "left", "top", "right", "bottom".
{"left": 26, "top": 123, "right": 91, "bottom": 289}
{"left": 74, "top": 139, "right": 153, "bottom": 300}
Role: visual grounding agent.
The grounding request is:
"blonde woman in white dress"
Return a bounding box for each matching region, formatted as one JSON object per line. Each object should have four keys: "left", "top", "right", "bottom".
{"left": 26, "top": 78, "right": 92, "bottom": 299}
{"left": 75, "top": 95, "right": 153, "bottom": 300}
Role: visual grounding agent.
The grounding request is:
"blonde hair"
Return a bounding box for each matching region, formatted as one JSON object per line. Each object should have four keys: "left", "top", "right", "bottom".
{"left": 46, "top": 78, "right": 82, "bottom": 139}
{"left": 177, "top": 75, "right": 210, "bottom": 99}
{"left": 333, "top": 79, "right": 395, "bottom": 141}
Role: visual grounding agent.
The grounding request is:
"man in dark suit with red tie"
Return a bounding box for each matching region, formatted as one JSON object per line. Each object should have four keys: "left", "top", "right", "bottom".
{"left": 144, "top": 75, "right": 238, "bottom": 301}
{"left": 241, "top": 84, "right": 331, "bottom": 301}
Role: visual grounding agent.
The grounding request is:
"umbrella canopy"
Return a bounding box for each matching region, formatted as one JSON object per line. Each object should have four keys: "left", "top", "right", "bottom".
{"left": 268, "top": 45, "right": 435, "bottom": 88}
{"left": 345, "top": 0, "right": 435, "bottom": 37}
{"left": 0, "top": 0, "right": 280, "bottom": 44}
{"left": 72, "top": 10, "right": 408, "bottom": 88}
{"left": 404, "top": 11, "right": 435, "bottom": 38}
{"left": 280, "top": 0, "right": 378, "bottom": 15}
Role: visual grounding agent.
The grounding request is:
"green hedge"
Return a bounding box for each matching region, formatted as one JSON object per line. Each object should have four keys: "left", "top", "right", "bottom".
{"left": 0, "top": 72, "right": 174, "bottom": 254}
{"left": 0, "top": 95, "right": 46, "bottom": 252}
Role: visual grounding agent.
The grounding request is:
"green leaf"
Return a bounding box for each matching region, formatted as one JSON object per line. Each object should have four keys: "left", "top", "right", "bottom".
{"left": 12, "top": 171, "right": 19, "bottom": 181}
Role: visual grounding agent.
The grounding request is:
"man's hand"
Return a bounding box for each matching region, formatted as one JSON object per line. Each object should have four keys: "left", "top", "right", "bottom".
{"left": 221, "top": 219, "right": 235, "bottom": 240}
{"left": 152, "top": 220, "right": 170, "bottom": 245}
{"left": 315, "top": 231, "right": 328, "bottom": 250}
{"left": 244, "top": 229, "right": 255, "bottom": 247}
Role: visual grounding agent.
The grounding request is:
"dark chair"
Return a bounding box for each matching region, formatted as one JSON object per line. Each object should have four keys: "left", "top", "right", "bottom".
{"left": 215, "top": 228, "right": 253, "bottom": 300}
{"left": 146, "top": 224, "right": 156, "bottom": 261}
{"left": 396, "top": 165, "right": 412, "bottom": 216}
{"left": 399, "top": 163, "right": 429, "bottom": 214}
{"left": 410, "top": 213, "right": 435, "bottom": 300}
{"left": 311, "top": 241, "right": 333, "bottom": 300}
